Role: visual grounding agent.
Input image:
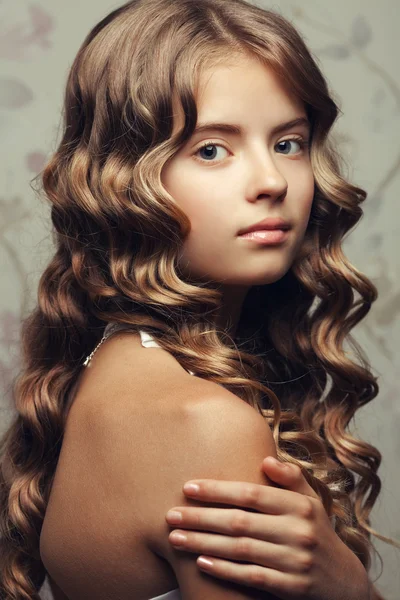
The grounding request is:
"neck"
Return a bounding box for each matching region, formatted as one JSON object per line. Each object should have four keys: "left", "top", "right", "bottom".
{"left": 216, "top": 285, "right": 250, "bottom": 339}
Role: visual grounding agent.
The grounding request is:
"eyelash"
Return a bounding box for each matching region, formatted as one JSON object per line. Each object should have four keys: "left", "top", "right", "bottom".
{"left": 193, "top": 136, "right": 310, "bottom": 164}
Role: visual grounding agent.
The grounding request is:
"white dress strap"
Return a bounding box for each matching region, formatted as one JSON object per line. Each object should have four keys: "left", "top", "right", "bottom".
{"left": 83, "top": 323, "right": 195, "bottom": 375}
{"left": 140, "top": 330, "right": 163, "bottom": 348}
{"left": 149, "top": 589, "right": 181, "bottom": 600}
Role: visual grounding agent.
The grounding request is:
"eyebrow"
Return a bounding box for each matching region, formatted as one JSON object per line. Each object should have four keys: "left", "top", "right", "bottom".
{"left": 192, "top": 117, "right": 311, "bottom": 137}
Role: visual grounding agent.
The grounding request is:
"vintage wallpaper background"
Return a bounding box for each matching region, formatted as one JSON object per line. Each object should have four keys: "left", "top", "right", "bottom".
{"left": 0, "top": 0, "right": 399, "bottom": 598}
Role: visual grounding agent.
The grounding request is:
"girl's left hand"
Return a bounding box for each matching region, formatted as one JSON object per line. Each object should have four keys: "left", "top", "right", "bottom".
{"left": 165, "top": 457, "right": 370, "bottom": 600}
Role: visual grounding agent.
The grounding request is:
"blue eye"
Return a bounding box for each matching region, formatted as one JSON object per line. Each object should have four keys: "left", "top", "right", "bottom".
{"left": 194, "top": 138, "right": 309, "bottom": 164}
{"left": 195, "top": 143, "right": 229, "bottom": 163}
{"left": 276, "top": 139, "right": 308, "bottom": 154}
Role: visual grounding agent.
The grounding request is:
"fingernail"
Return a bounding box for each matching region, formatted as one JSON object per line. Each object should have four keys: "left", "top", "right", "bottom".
{"left": 170, "top": 531, "right": 187, "bottom": 545}
{"left": 183, "top": 482, "right": 200, "bottom": 494}
{"left": 166, "top": 510, "right": 182, "bottom": 523}
{"left": 198, "top": 557, "right": 214, "bottom": 569}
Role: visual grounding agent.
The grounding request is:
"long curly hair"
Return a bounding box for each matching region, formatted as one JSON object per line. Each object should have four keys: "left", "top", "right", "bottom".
{"left": 1, "top": 0, "right": 398, "bottom": 597}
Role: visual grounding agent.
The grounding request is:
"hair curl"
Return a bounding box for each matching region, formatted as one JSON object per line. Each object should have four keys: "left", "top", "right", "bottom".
{"left": 1, "top": 0, "right": 398, "bottom": 597}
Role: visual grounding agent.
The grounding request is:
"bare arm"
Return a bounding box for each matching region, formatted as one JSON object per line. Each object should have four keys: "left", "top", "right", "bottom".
{"left": 41, "top": 332, "right": 279, "bottom": 599}
{"left": 143, "top": 389, "right": 280, "bottom": 599}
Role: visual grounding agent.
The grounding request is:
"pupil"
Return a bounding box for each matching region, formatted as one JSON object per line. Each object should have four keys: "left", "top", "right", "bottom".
{"left": 202, "top": 145, "right": 216, "bottom": 159}
{"left": 279, "top": 141, "right": 290, "bottom": 153}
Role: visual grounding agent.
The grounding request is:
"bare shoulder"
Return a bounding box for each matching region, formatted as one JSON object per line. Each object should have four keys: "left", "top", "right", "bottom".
{"left": 142, "top": 386, "right": 278, "bottom": 599}
{"left": 42, "top": 331, "right": 277, "bottom": 599}
{"left": 68, "top": 328, "right": 248, "bottom": 430}
{"left": 86, "top": 331, "right": 277, "bottom": 599}
{"left": 41, "top": 329, "right": 199, "bottom": 597}
{"left": 145, "top": 386, "right": 277, "bottom": 554}
{"left": 73, "top": 329, "right": 200, "bottom": 414}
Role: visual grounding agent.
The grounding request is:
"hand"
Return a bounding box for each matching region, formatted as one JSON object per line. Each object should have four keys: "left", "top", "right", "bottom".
{"left": 165, "top": 457, "right": 370, "bottom": 600}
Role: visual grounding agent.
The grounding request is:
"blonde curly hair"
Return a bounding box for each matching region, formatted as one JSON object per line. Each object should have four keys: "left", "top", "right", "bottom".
{"left": 1, "top": 0, "right": 398, "bottom": 597}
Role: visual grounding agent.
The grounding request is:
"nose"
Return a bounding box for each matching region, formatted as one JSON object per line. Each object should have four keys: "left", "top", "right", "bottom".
{"left": 245, "top": 152, "right": 288, "bottom": 203}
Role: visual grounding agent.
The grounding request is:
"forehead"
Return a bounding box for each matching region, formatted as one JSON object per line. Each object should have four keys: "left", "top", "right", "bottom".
{"left": 171, "top": 54, "right": 305, "bottom": 135}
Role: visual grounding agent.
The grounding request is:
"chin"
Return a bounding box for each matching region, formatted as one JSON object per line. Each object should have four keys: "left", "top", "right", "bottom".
{"left": 251, "top": 273, "right": 287, "bottom": 286}
{"left": 250, "top": 263, "right": 292, "bottom": 283}
{"left": 220, "top": 269, "right": 290, "bottom": 286}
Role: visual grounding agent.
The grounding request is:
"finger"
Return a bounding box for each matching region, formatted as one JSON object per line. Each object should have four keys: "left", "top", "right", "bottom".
{"left": 261, "top": 458, "right": 319, "bottom": 499}
{"left": 182, "top": 479, "right": 307, "bottom": 515}
{"left": 168, "top": 528, "right": 305, "bottom": 574}
{"left": 196, "top": 554, "right": 307, "bottom": 598}
{"left": 166, "top": 506, "right": 295, "bottom": 544}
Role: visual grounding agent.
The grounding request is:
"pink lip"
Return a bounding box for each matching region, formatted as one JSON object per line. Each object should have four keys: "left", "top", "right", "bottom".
{"left": 237, "top": 217, "right": 291, "bottom": 236}
{"left": 238, "top": 229, "right": 289, "bottom": 245}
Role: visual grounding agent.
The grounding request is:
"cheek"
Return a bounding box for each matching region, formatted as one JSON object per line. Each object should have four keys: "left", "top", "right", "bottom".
{"left": 163, "top": 165, "right": 230, "bottom": 236}
{"left": 284, "top": 170, "right": 314, "bottom": 255}
{"left": 162, "top": 166, "right": 229, "bottom": 275}
{"left": 180, "top": 212, "right": 229, "bottom": 277}
{"left": 296, "top": 171, "right": 315, "bottom": 226}
{"left": 162, "top": 162, "right": 222, "bottom": 224}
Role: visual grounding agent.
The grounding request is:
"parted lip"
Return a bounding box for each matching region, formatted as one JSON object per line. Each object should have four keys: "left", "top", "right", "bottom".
{"left": 238, "top": 217, "right": 291, "bottom": 236}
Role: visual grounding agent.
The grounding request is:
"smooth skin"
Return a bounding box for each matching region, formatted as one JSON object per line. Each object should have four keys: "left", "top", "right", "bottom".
{"left": 161, "top": 53, "right": 376, "bottom": 599}
{"left": 165, "top": 458, "right": 374, "bottom": 600}
{"left": 162, "top": 53, "right": 315, "bottom": 338}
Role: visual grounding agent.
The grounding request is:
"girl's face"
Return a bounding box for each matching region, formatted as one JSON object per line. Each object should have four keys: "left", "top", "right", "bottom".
{"left": 162, "top": 54, "right": 315, "bottom": 288}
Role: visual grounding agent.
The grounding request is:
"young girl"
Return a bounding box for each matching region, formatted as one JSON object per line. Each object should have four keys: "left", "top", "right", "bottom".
{"left": 0, "top": 0, "right": 397, "bottom": 598}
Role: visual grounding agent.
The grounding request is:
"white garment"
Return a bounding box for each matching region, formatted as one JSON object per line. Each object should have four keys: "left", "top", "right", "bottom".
{"left": 84, "top": 322, "right": 194, "bottom": 376}
{"left": 84, "top": 323, "right": 184, "bottom": 599}
{"left": 40, "top": 579, "right": 181, "bottom": 600}
{"left": 150, "top": 590, "right": 181, "bottom": 600}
